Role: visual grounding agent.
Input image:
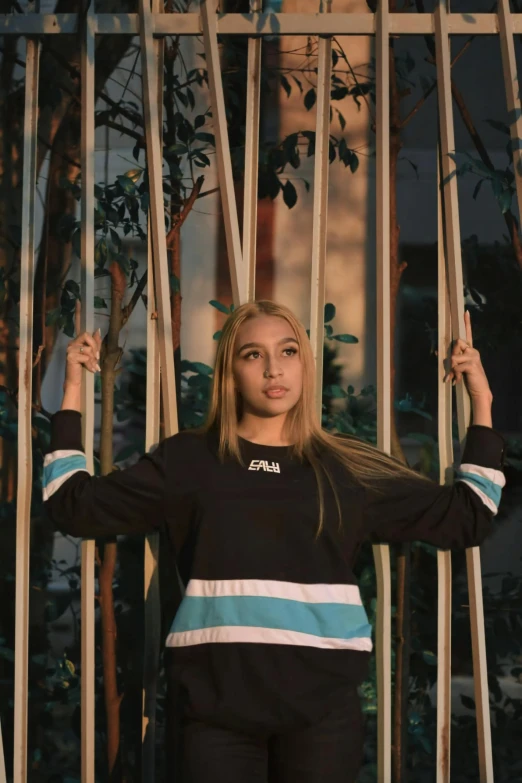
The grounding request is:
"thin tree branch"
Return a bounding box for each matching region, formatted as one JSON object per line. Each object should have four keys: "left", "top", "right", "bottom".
{"left": 168, "top": 175, "right": 204, "bottom": 236}
{"left": 402, "top": 0, "right": 495, "bottom": 130}
{"left": 96, "top": 118, "right": 145, "bottom": 147}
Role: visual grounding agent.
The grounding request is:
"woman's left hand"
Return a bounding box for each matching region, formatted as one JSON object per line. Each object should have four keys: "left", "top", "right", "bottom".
{"left": 443, "top": 311, "right": 492, "bottom": 399}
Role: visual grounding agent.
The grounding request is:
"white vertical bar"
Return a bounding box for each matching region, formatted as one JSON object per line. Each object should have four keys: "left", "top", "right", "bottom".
{"left": 80, "top": 7, "right": 96, "bottom": 783}
{"left": 436, "top": 144, "right": 453, "bottom": 783}
{"left": 142, "top": 228, "right": 162, "bottom": 775}
{"left": 435, "top": 3, "right": 493, "bottom": 780}
{"left": 200, "top": 0, "right": 246, "bottom": 305}
{"left": 142, "top": 0, "right": 164, "bottom": 774}
{"left": 309, "top": 6, "right": 332, "bottom": 424}
{"left": 374, "top": 0, "right": 392, "bottom": 780}
{"left": 243, "top": 0, "right": 262, "bottom": 302}
{"left": 139, "top": 0, "right": 178, "bottom": 435}
{"left": 0, "top": 717, "right": 6, "bottom": 783}
{"left": 498, "top": 0, "right": 522, "bottom": 231}
{"left": 13, "top": 35, "right": 40, "bottom": 783}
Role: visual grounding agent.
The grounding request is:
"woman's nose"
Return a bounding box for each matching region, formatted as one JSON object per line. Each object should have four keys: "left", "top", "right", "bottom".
{"left": 264, "top": 362, "right": 282, "bottom": 378}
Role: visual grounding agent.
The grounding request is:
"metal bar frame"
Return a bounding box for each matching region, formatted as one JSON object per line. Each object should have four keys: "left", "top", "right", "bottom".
{"left": 13, "top": 35, "right": 40, "bottom": 783}
{"left": 141, "top": 1, "right": 164, "bottom": 777}
{"left": 5, "top": 2, "right": 512, "bottom": 780}
{"left": 436, "top": 143, "right": 453, "bottom": 783}
{"left": 139, "top": 0, "right": 178, "bottom": 435}
{"left": 201, "top": 0, "right": 245, "bottom": 304}
{"left": 5, "top": 12, "right": 522, "bottom": 36}
{"left": 435, "top": 1, "right": 492, "bottom": 779}
{"left": 242, "top": 0, "right": 262, "bottom": 302}
{"left": 309, "top": 5, "right": 332, "bottom": 424}
{"left": 79, "top": 6, "right": 97, "bottom": 782}
{"left": 374, "top": 1, "right": 392, "bottom": 780}
{"left": 0, "top": 717, "right": 5, "bottom": 783}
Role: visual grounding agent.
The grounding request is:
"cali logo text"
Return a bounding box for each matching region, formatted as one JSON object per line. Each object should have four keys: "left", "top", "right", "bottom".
{"left": 248, "top": 459, "right": 280, "bottom": 474}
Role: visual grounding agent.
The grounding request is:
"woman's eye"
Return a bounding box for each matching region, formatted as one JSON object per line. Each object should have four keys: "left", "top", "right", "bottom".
{"left": 283, "top": 348, "right": 297, "bottom": 356}
{"left": 245, "top": 351, "right": 261, "bottom": 359}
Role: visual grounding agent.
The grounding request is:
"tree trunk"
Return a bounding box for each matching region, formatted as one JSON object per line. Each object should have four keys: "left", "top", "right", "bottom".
{"left": 97, "top": 261, "right": 126, "bottom": 779}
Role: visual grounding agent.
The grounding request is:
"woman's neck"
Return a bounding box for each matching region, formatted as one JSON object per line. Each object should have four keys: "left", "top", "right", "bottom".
{"left": 236, "top": 414, "right": 292, "bottom": 446}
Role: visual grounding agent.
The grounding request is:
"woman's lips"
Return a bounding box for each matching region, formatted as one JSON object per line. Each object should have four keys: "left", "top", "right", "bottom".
{"left": 264, "top": 387, "right": 288, "bottom": 398}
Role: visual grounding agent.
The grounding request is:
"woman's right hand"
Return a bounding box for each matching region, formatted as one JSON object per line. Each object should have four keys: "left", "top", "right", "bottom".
{"left": 64, "top": 328, "right": 103, "bottom": 387}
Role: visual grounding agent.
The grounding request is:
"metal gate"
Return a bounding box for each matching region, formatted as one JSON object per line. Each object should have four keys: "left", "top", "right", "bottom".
{"left": 2, "top": 1, "right": 520, "bottom": 780}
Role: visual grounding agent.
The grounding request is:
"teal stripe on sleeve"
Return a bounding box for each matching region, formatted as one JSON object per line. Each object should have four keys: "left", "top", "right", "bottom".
{"left": 455, "top": 470, "right": 502, "bottom": 508}
{"left": 43, "top": 454, "right": 88, "bottom": 489}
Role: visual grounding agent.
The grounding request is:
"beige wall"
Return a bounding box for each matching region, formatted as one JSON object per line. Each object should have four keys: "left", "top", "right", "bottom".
{"left": 273, "top": 0, "right": 375, "bottom": 392}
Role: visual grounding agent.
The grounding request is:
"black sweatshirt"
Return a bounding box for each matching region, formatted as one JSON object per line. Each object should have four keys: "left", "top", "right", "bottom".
{"left": 43, "top": 411, "right": 506, "bottom": 733}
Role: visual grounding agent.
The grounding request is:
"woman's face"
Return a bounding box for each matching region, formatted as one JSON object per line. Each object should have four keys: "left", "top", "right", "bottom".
{"left": 232, "top": 315, "right": 303, "bottom": 419}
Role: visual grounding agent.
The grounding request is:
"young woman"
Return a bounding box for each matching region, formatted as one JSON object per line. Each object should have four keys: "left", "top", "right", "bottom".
{"left": 43, "top": 300, "right": 505, "bottom": 782}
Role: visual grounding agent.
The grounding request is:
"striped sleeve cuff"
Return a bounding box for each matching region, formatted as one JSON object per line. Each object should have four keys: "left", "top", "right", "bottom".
{"left": 43, "top": 449, "right": 89, "bottom": 501}
{"left": 455, "top": 464, "right": 505, "bottom": 516}
{"left": 457, "top": 425, "right": 506, "bottom": 516}
{"left": 43, "top": 411, "right": 88, "bottom": 501}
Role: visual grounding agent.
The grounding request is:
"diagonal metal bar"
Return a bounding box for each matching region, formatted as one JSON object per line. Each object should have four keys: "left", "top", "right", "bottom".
{"left": 142, "top": 0, "right": 164, "bottom": 774}
{"left": 201, "top": 0, "right": 245, "bottom": 305}
{"left": 243, "top": 0, "right": 262, "bottom": 302}
{"left": 436, "top": 143, "right": 453, "bottom": 783}
{"left": 13, "top": 35, "right": 40, "bottom": 783}
{"left": 373, "top": 0, "right": 392, "bottom": 780}
{"left": 435, "top": 2, "right": 493, "bottom": 780}
{"left": 139, "top": 0, "right": 178, "bottom": 435}
{"left": 0, "top": 716, "right": 5, "bottom": 783}
{"left": 498, "top": 0, "right": 522, "bottom": 234}
{"left": 309, "top": 5, "right": 332, "bottom": 424}
{"left": 80, "top": 6, "right": 96, "bottom": 781}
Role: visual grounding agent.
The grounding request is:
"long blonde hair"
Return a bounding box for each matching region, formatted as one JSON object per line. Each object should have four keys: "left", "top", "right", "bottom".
{"left": 201, "top": 300, "right": 429, "bottom": 538}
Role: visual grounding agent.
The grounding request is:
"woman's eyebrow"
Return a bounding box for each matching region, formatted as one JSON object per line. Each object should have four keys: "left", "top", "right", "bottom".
{"left": 236, "top": 337, "right": 298, "bottom": 354}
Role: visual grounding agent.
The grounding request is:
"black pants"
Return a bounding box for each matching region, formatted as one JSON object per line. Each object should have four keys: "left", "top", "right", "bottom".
{"left": 181, "top": 690, "right": 364, "bottom": 783}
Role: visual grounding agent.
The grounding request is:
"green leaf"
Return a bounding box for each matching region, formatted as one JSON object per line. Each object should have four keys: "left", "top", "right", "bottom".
{"left": 472, "top": 179, "right": 484, "bottom": 200}
{"left": 460, "top": 695, "right": 476, "bottom": 710}
{"left": 282, "top": 180, "right": 297, "bottom": 209}
{"left": 193, "top": 150, "right": 211, "bottom": 166}
{"left": 304, "top": 88, "right": 316, "bottom": 111}
{"left": 280, "top": 74, "right": 291, "bottom": 97}
{"left": 347, "top": 385, "right": 354, "bottom": 395}
{"left": 110, "top": 228, "right": 121, "bottom": 249}
{"left": 209, "top": 300, "right": 229, "bottom": 314}
{"left": 94, "top": 297, "right": 107, "bottom": 309}
{"left": 324, "top": 384, "right": 347, "bottom": 398}
{"left": 167, "top": 143, "right": 188, "bottom": 155}
{"left": 124, "top": 168, "right": 143, "bottom": 183}
{"left": 324, "top": 302, "right": 336, "bottom": 323}
{"left": 194, "top": 132, "right": 215, "bottom": 145}
{"left": 422, "top": 650, "right": 437, "bottom": 666}
{"left": 213, "top": 330, "right": 222, "bottom": 341}
{"left": 496, "top": 188, "right": 513, "bottom": 214}
{"left": 45, "top": 308, "right": 61, "bottom": 326}
{"left": 485, "top": 118, "right": 509, "bottom": 135}
{"left": 116, "top": 175, "right": 136, "bottom": 195}
{"left": 332, "top": 333, "right": 359, "bottom": 343}
{"left": 350, "top": 153, "right": 359, "bottom": 174}
{"left": 180, "top": 360, "right": 214, "bottom": 376}
{"left": 292, "top": 75, "right": 303, "bottom": 93}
